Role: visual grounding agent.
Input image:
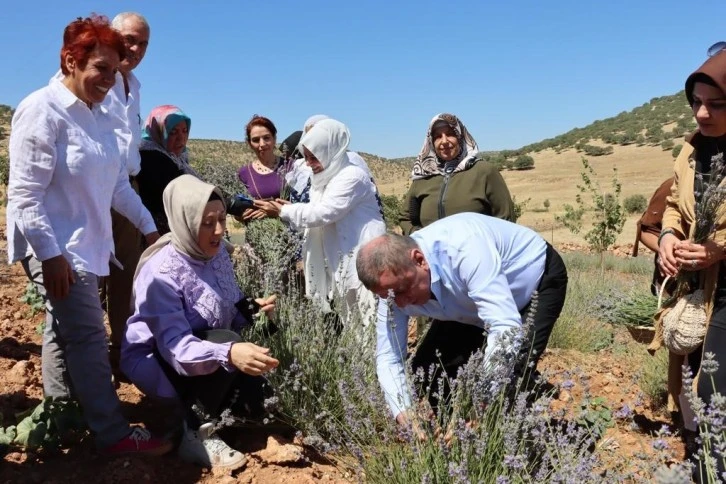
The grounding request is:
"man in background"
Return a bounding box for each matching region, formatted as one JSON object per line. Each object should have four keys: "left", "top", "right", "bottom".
{"left": 103, "top": 12, "right": 151, "bottom": 378}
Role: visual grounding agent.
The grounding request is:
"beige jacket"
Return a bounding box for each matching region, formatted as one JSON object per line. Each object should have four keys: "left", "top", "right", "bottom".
{"left": 649, "top": 140, "right": 726, "bottom": 411}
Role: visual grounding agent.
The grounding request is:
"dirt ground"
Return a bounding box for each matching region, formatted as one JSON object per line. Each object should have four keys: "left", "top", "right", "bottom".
{"left": 0, "top": 228, "right": 684, "bottom": 483}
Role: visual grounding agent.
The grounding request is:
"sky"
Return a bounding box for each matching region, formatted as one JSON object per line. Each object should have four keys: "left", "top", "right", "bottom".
{"left": 1, "top": 0, "right": 724, "bottom": 158}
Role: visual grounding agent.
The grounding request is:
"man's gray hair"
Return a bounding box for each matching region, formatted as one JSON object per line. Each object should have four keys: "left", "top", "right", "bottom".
{"left": 356, "top": 234, "right": 420, "bottom": 289}
{"left": 112, "top": 12, "right": 150, "bottom": 31}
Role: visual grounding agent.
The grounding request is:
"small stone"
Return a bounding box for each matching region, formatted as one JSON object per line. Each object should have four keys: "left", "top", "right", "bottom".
{"left": 13, "top": 311, "right": 23, "bottom": 321}
{"left": 123, "top": 460, "right": 131, "bottom": 468}
{"left": 257, "top": 435, "right": 306, "bottom": 465}
{"left": 8, "top": 360, "right": 33, "bottom": 385}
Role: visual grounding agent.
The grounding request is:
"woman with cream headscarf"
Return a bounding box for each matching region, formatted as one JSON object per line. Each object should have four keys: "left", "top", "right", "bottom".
{"left": 255, "top": 119, "right": 386, "bottom": 327}
{"left": 121, "top": 175, "right": 278, "bottom": 470}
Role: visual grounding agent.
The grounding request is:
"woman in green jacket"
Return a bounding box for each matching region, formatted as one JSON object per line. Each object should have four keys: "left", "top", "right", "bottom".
{"left": 400, "top": 113, "right": 515, "bottom": 235}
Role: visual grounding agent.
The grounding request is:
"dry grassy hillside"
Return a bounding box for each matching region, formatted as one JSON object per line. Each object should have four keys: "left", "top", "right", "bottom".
{"left": 375, "top": 142, "right": 677, "bottom": 247}
{"left": 504, "top": 144, "right": 675, "bottom": 246}
{"left": 0, "top": 98, "right": 686, "bottom": 249}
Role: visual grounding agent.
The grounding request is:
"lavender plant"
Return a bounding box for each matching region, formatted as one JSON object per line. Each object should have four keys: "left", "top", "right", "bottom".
{"left": 667, "top": 152, "right": 726, "bottom": 300}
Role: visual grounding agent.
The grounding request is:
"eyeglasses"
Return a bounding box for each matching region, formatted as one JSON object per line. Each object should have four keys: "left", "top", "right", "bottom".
{"left": 707, "top": 41, "right": 726, "bottom": 57}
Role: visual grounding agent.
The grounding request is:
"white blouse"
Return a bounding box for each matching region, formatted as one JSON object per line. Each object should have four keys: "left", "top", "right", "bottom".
{"left": 6, "top": 78, "right": 155, "bottom": 276}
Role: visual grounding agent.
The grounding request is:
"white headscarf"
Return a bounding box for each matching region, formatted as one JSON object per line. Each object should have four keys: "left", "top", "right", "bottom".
{"left": 303, "top": 114, "right": 330, "bottom": 133}
{"left": 298, "top": 119, "right": 352, "bottom": 311}
{"left": 284, "top": 115, "right": 332, "bottom": 194}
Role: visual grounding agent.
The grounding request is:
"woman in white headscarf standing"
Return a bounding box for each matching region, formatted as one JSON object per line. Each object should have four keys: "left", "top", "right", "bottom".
{"left": 255, "top": 119, "right": 386, "bottom": 327}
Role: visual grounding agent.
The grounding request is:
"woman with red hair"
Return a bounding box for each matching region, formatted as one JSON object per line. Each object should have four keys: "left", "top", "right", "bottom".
{"left": 6, "top": 15, "right": 170, "bottom": 456}
{"left": 237, "top": 115, "right": 286, "bottom": 220}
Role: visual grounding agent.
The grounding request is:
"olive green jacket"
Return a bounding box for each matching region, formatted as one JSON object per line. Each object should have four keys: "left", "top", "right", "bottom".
{"left": 399, "top": 157, "right": 514, "bottom": 235}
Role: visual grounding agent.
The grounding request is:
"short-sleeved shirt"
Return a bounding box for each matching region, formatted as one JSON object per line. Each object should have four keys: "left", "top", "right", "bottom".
{"left": 632, "top": 177, "right": 674, "bottom": 256}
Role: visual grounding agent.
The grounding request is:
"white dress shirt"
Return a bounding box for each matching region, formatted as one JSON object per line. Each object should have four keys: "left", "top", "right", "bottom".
{"left": 52, "top": 70, "right": 142, "bottom": 176}
{"left": 375, "top": 213, "right": 547, "bottom": 416}
{"left": 103, "top": 71, "right": 142, "bottom": 176}
{"left": 6, "top": 78, "right": 156, "bottom": 276}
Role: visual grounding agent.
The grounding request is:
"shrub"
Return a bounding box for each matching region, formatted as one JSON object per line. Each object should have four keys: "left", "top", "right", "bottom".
{"left": 512, "top": 154, "right": 535, "bottom": 170}
{"left": 660, "top": 139, "right": 675, "bottom": 151}
{"left": 623, "top": 194, "right": 648, "bottom": 214}
{"left": 0, "top": 154, "right": 8, "bottom": 187}
{"left": 512, "top": 195, "right": 531, "bottom": 222}
{"left": 672, "top": 144, "right": 683, "bottom": 159}
{"left": 543, "top": 199, "right": 550, "bottom": 211}
{"left": 582, "top": 144, "right": 614, "bottom": 157}
{"left": 379, "top": 194, "right": 402, "bottom": 230}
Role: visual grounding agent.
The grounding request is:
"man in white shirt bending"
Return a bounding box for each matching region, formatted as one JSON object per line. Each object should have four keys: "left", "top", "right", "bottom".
{"left": 103, "top": 12, "right": 151, "bottom": 376}
{"left": 356, "top": 213, "right": 568, "bottom": 426}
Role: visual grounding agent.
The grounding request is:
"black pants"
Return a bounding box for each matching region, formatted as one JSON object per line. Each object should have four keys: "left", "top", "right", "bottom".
{"left": 156, "top": 329, "right": 267, "bottom": 428}
{"left": 411, "top": 243, "right": 568, "bottom": 410}
{"left": 692, "top": 287, "right": 726, "bottom": 480}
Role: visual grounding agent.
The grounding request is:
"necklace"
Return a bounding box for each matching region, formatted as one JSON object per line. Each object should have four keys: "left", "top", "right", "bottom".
{"left": 248, "top": 156, "right": 283, "bottom": 199}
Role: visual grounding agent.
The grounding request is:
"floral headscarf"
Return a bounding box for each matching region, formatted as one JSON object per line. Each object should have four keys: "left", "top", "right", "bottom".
{"left": 411, "top": 113, "right": 479, "bottom": 180}
{"left": 140, "top": 105, "right": 198, "bottom": 176}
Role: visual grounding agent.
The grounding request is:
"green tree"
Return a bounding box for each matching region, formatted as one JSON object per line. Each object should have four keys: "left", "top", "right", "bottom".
{"left": 543, "top": 199, "right": 550, "bottom": 211}
{"left": 623, "top": 194, "right": 648, "bottom": 214}
{"left": 582, "top": 145, "right": 613, "bottom": 157}
{"left": 512, "top": 154, "right": 535, "bottom": 170}
{"left": 555, "top": 158, "right": 627, "bottom": 271}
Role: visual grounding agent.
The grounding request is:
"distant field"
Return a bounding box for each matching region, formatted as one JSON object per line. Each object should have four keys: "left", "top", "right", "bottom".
{"left": 376, "top": 143, "right": 676, "bottom": 247}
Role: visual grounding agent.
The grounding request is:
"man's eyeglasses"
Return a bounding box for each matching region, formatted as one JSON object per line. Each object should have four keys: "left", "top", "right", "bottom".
{"left": 707, "top": 41, "right": 726, "bottom": 57}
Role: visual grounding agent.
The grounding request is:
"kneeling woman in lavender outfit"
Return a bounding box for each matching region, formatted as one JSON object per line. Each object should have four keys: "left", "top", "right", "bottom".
{"left": 121, "top": 175, "right": 278, "bottom": 470}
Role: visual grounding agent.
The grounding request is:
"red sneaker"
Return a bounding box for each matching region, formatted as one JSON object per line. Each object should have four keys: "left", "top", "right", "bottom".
{"left": 103, "top": 427, "right": 173, "bottom": 456}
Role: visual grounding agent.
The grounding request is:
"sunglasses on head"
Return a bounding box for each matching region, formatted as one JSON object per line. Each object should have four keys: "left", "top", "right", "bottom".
{"left": 707, "top": 41, "right": 726, "bottom": 57}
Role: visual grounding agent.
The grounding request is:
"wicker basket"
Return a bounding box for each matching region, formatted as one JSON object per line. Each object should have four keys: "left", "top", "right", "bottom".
{"left": 626, "top": 325, "right": 655, "bottom": 345}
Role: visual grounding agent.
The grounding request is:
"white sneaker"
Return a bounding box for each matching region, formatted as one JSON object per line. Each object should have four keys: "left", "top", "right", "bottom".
{"left": 178, "top": 422, "right": 247, "bottom": 470}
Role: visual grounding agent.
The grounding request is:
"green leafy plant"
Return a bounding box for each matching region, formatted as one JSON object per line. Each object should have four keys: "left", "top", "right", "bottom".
{"left": 577, "top": 396, "right": 614, "bottom": 439}
{"left": 555, "top": 158, "right": 627, "bottom": 271}
{"left": 0, "top": 397, "right": 86, "bottom": 456}
{"left": 19, "top": 282, "right": 45, "bottom": 317}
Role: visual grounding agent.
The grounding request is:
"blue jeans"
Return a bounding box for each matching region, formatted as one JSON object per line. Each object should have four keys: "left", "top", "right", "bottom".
{"left": 22, "top": 256, "right": 130, "bottom": 448}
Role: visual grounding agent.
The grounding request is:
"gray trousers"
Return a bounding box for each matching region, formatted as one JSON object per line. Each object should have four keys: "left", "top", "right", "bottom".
{"left": 22, "top": 257, "right": 130, "bottom": 448}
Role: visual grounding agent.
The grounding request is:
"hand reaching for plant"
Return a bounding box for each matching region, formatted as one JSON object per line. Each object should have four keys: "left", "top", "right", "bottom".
{"left": 255, "top": 295, "right": 277, "bottom": 319}
{"left": 674, "top": 239, "right": 724, "bottom": 271}
{"left": 229, "top": 342, "right": 279, "bottom": 376}
{"left": 395, "top": 411, "right": 428, "bottom": 442}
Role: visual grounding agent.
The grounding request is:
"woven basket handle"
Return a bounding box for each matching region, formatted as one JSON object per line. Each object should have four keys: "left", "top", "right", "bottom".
{"left": 657, "top": 274, "right": 672, "bottom": 310}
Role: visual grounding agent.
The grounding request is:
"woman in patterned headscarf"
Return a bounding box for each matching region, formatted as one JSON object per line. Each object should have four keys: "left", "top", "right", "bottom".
{"left": 137, "top": 105, "right": 198, "bottom": 234}
{"left": 400, "top": 113, "right": 515, "bottom": 234}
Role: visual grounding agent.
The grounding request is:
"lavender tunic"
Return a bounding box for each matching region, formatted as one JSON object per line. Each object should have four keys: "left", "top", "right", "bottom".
{"left": 121, "top": 244, "right": 247, "bottom": 400}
